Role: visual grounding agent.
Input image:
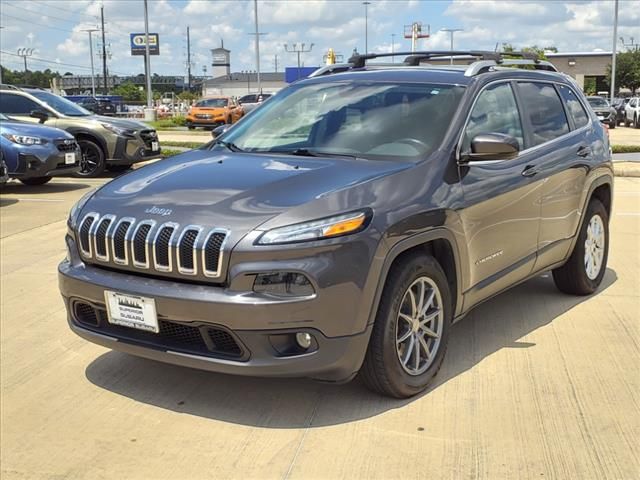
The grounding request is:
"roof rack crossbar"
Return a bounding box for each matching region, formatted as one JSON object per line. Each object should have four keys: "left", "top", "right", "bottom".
{"left": 464, "top": 58, "right": 557, "bottom": 76}
{"left": 347, "top": 50, "right": 540, "bottom": 68}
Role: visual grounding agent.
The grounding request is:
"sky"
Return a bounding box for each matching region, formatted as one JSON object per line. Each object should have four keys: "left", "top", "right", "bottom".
{"left": 0, "top": 0, "right": 639, "bottom": 78}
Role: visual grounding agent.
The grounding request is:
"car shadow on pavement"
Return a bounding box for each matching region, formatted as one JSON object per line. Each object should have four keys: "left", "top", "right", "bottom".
{"left": 0, "top": 182, "right": 90, "bottom": 194}
{"left": 85, "top": 268, "right": 617, "bottom": 428}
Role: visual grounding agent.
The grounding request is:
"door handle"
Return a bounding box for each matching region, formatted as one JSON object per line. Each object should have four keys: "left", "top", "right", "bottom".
{"left": 577, "top": 146, "right": 592, "bottom": 158}
{"left": 521, "top": 165, "right": 539, "bottom": 177}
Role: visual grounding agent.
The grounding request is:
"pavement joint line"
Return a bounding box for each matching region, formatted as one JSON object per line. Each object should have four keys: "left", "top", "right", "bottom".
{"left": 3, "top": 198, "right": 64, "bottom": 202}
{"left": 282, "top": 393, "right": 323, "bottom": 480}
{"left": 615, "top": 212, "right": 640, "bottom": 216}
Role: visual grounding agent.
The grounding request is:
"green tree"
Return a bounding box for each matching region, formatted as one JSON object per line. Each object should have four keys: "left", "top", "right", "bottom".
{"left": 502, "top": 43, "right": 557, "bottom": 60}
{"left": 111, "top": 82, "right": 144, "bottom": 101}
{"left": 177, "top": 91, "right": 198, "bottom": 102}
{"left": 605, "top": 49, "right": 640, "bottom": 94}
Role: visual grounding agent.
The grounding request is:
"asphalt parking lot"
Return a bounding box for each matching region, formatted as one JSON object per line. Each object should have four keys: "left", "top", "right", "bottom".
{"left": 1, "top": 174, "right": 639, "bottom": 479}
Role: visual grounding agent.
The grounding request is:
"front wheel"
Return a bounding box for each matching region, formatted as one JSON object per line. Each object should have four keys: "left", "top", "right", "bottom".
{"left": 74, "top": 139, "right": 105, "bottom": 178}
{"left": 19, "top": 176, "right": 52, "bottom": 186}
{"left": 552, "top": 198, "right": 609, "bottom": 295}
{"left": 609, "top": 120, "right": 616, "bottom": 129}
{"left": 107, "top": 164, "right": 132, "bottom": 173}
{"left": 635, "top": 115, "right": 640, "bottom": 129}
{"left": 360, "top": 254, "right": 452, "bottom": 398}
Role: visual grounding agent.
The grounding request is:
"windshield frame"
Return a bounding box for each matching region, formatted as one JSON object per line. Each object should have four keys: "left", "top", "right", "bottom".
{"left": 29, "top": 91, "right": 93, "bottom": 117}
{"left": 219, "top": 79, "right": 466, "bottom": 162}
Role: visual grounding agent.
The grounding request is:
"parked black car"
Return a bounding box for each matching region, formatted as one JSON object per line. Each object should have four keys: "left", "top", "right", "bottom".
{"left": 77, "top": 97, "right": 116, "bottom": 116}
{"left": 587, "top": 96, "right": 617, "bottom": 128}
{"left": 60, "top": 51, "right": 612, "bottom": 398}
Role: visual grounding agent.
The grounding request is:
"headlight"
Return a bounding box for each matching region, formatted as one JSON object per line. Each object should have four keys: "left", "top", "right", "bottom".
{"left": 101, "top": 123, "right": 136, "bottom": 137}
{"left": 68, "top": 188, "right": 97, "bottom": 229}
{"left": 257, "top": 210, "right": 369, "bottom": 245}
{"left": 2, "top": 133, "right": 47, "bottom": 145}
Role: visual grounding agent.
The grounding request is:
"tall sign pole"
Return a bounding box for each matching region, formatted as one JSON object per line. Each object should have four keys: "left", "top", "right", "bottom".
{"left": 187, "top": 26, "right": 192, "bottom": 91}
{"left": 254, "top": 0, "right": 261, "bottom": 93}
{"left": 610, "top": 0, "right": 619, "bottom": 101}
{"left": 100, "top": 5, "right": 108, "bottom": 94}
{"left": 83, "top": 28, "right": 99, "bottom": 97}
{"left": 143, "top": 0, "right": 152, "bottom": 107}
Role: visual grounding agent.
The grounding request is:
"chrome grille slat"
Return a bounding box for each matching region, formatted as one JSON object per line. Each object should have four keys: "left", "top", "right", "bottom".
{"left": 76, "top": 214, "right": 227, "bottom": 281}
{"left": 153, "top": 222, "right": 179, "bottom": 272}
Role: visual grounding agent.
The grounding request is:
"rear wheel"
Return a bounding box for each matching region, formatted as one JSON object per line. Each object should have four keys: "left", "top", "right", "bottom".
{"left": 624, "top": 117, "right": 631, "bottom": 127}
{"left": 107, "top": 164, "right": 133, "bottom": 173}
{"left": 552, "top": 198, "right": 608, "bottom": 295}
{"left": 74, "top": 139, "right": 105, "bottom": 178}
{"left": 609, "top": 120, "right": 616, "bottom": 129}
{"left": 360, "top": 254, "right": 452, "bottom": 398}
{"left": 19, "top": 176, "right": 52, "bottom": 186}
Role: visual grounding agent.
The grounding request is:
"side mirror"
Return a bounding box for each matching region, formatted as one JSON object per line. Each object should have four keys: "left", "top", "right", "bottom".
{"left": 30, "top": 109, "right": 50, "bottom": 124}
{"left": 461, "top": 133, "right": 519, "bottom": 163}
{"left": 211, "top": 124, "right": 232, "bottom": 139}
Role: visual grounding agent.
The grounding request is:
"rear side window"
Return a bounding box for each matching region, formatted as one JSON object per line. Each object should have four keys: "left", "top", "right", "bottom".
{"left": 463, "top": 82, "right": 524, "bottom": 152}
{"left": 557, "top": 85, "right": 589, "bottom": 129}
{"left": 517, "top": 82, "right": 570, "bottom": 146}
{"left": 0, "top": 93, "right": 40, "bottom": 114}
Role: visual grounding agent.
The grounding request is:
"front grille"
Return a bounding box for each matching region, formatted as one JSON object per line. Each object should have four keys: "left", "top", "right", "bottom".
{"left": 70, "top": 301, "right": 244, "bottom": 359}
{"left": 139, "top": 129, "right": 158, "bottom": 149}
{"left": 55, "top": 140, "right": 79, "bottom": 153}
{"left": 77, "top": 213, "right": 228, "bottom": 281}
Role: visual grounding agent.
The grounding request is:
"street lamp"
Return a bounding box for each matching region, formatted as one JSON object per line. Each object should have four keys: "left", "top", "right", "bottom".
{"left": 241, "top": 70, "right": 255, "bottom": 93}
{"left": 440, "top": 28, "right": 463, "bottom": 64}
{"left": 284, "top": 43, "right": 314, "bottom": 80}
{"left": 363, "top": 2, "right": 371, "bottom": 54}
{"left": 82, "top": 28, "right": 100, "bottom": 97}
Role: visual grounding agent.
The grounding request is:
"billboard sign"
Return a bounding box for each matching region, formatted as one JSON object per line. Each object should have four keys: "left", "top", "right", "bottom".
{"left": 130, "top": 33, "right": 160, "bottom": 56}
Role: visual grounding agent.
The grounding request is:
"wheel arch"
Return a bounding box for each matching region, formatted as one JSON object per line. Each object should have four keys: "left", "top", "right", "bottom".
{"left": 66, "top": 129, "right": 108, "bottom": 158}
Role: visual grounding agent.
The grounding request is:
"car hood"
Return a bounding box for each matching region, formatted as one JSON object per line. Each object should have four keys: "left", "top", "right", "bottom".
{"left": 0, "top": 120, "right": 75, "bottom": 140}
{"left": 91, "top": 115, "right": 150, "bottom": 130}
{"left": 84, "top": 150, "right": 411, "bottom": 240}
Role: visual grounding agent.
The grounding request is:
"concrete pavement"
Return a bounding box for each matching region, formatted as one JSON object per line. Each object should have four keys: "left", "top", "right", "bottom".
{"left": 1, "top": 177, "right": 639, "bottom": 479}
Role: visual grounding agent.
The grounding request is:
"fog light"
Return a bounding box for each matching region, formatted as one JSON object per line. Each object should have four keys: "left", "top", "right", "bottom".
{"left": 295, "top": 332, "right": 312, "bottom": 349}
{"left": 253, "top": 272, "right": 315, "bottom": 298}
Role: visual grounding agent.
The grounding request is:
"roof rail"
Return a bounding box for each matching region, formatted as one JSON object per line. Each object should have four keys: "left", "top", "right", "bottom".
{"left": 464, "top": 58, "right": 558, "bottom": 76}
{"left": 347, "top": 50, "right": 542, "bottom": 68}
{"left": 0, "top": 84, "right": 22, "bottom": 91}
{"left": 309, "top": 63, "right": 354, "bottom": 78}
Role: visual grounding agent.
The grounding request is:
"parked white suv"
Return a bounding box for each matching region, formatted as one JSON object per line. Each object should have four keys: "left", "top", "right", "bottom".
{"left": 624, "top": 97, "right": 640, "bottom": 128}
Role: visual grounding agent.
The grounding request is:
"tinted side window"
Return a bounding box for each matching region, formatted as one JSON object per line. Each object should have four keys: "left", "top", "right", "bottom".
{"left": 557, "top": 85, "right": 589, "bottom": 129}
{"left": 0, "top": 93, "right": 40, "bottom": 114}
{"left": 517, "top": 82, "right": 570, "bottom": 146}
{"left": 463, "top": 82, "right": 524, "bottom": 152}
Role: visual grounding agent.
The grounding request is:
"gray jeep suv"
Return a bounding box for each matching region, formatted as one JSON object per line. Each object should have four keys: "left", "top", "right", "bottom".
{"left": 59, "top": 51, "right": 613, "bottom": 398}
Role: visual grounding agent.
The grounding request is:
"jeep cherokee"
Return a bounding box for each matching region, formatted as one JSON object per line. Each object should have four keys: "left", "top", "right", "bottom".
{"left": 0, "top": 86, "right": 160, "bottom": 177}
{"left": 59, "top": 51, "right": 613, "bottom": 398}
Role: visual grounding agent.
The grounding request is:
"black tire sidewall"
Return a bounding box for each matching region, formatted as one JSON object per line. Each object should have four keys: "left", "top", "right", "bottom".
{"left": 572, "top": 200, "right": 609, "bottom": 292}
{"left": 19, "top": 176, "right": 52, "bottom": 185}
{"left": 376, "top": 255, "right": 452, "bottom": 396}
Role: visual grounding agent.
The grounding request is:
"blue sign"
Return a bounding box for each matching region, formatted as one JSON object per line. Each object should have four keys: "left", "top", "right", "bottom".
{"left": 130, "top": 33, "right": 160, "bottom": 56}
{"left": 285, "top": 67, "right": 319, "bottom": 83}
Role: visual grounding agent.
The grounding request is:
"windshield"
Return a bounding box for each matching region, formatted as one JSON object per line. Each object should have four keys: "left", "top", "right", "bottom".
{"left": 221, "top": 81, "right": 465, "bottom": 160}
{"left": 30, "top": 91, "right": 92, "bottom": 116}
{"left": 588, "top": 97, "right": 609, "bottom": 108}
{"left": 195, "top": 98, "right": 228, "bottom": 108}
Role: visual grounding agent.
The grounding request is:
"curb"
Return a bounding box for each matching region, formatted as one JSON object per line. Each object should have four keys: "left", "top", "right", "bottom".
{"left": 614, "top": 162, "right": 640, "bottom": 178}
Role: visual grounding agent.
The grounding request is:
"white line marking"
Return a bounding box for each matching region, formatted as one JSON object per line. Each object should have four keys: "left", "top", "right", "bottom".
{"left": 7, "top": 198, "right": 64, "bottom": 203}
{"left": 616, "top": 212, "right": 640, "bottom": 216}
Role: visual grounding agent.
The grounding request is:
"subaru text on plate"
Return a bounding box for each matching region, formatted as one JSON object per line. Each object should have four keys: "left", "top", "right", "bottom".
{"left": 59, "top": 51, "right": 613, "bottom": 398}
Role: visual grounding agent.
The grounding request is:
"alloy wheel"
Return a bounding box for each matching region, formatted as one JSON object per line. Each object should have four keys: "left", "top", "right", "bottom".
{"left": 584, "top": 214, "right": 605, "bottom": 280}
{"left": 78, "top": 142, "right": 101, "bottom": 176}
{"left": 395, "top": 276, "right": 444, "bottom": 376}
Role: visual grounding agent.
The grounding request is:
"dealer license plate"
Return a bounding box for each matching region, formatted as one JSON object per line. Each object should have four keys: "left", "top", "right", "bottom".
{"left": 65, "top": 152, "right": 76, "bottom": 164}
{"left": 104, "top": 291, "right": 159, "bottom": 333}
{"left": 151, "top": 141, "right": 159, "bottom": 151}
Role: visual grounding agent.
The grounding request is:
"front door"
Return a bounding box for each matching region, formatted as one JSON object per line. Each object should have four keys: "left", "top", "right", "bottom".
{"left": 457, "top": 81, "right": 543, "bottom": 308}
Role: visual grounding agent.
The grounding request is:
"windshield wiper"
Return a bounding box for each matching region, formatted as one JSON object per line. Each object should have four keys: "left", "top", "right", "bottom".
{"left": 213, "top": 139, "right": 244, "bottom": 152}
{"left": 273, "top": 148, "right": 358, "bottom": 159}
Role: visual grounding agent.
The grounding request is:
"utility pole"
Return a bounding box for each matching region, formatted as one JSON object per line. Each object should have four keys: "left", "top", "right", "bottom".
{"left": 284, "top": 43, "right": 314, "bottom": 80}
{"left": 441, "top": 28, "right": 463, "bottom": 64}
{"left": 610, "top": 0, "right": 618, "bottom": 101}
{"left": 274, "top": 54, "right": 278, "bottom": 72}
{"left": 363, "top": 2, "right": 371, "bottom": 54}
{"left": 254, "top": 0, "right": 261, "bottom": 92}
{"left": 391, "top": 33, "right": 396, "bottom": 62}
{"left": 17, "top": 48, "right": 34, "bottom": 82}
{"left": 82, "top": 28, "right": 99, "bottom": 97}
{"left": 186, "top": 26, "right": 192, "bottom": 92}
{"left": 143, "top": 0, "right": 152, "bottom": 108}
{"left": 100, "top": 5, "right": 108, "bottom": 94}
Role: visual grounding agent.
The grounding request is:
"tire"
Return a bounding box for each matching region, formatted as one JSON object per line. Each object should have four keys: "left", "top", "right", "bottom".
{"left": 635, "top": 115, "right": 640, "bottom": 129}
{"left": 552, "top": 198, "right": 609, "bottom": 295}
{"left": 609, "top": 121, "right": 616, "bottom": 129}
{"left": 625, "top": 117, "right": 631, "bottom": 127}
{"left": 360, "top": 253, "right": 452, "bottom": 398}
{"left": 107, "top": 164, "right": 133, "bottom": 173}
{"left": 74, "top": 139, "right": 105, "bottom": 178}
{"left": 226, "top": 116, "right": 232, "bottom": 125}
{"left": 19, "top": 176, "right": 52, "bottom": 186}
{"left": 187, "top": 125, "right": 195, "bottom": 130}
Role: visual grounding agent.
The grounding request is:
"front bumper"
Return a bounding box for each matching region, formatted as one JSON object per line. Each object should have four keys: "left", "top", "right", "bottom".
{"left": 186, "top": 115, "right": 227, "bottom": 127}
{"left": 11, "top": 148, "right": 81, "bottom": 179}
{"left": 109, "top": 133, "right": 161, "bottom": 165}
{"left": 58, "top": 259, "right": 371, "bottom": 382}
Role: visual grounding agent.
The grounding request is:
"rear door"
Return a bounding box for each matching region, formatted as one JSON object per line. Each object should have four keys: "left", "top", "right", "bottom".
{"left": 524, "top": 82, "right": 592, "bottom": 269}
{"left": 458, "top": 81, "right": 544, "bottom": 307}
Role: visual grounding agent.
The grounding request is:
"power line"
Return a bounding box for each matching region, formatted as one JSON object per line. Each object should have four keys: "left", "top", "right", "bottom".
{"left": 2, "top": 2, "right": 98, "bottom": 26}
{"left": 30, "top": 0, "right": 100, "bottom": 21}
{"left": 0, "top": 12, "right": 76, "bottom": 33}
{"left": 0, "top": 50, "right": 129, "bottom": 75}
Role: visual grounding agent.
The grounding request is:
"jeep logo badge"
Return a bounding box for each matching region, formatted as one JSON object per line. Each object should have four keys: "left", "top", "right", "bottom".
{"left": 145, "top": 206, "right": 173, "bottom": 216}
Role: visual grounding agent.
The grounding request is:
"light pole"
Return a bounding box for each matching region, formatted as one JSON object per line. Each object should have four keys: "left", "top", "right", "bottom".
{"left": 82, "top": 28, "right": 99, "bottom": 97}
{"left": 610, "top": 0, "right": 618, "bottom": 101}
{"left": 391, "top": 33, "right": 396, "bottom": 62}
{"left": 241, "top": 70, "right": 255, "bottom": 94}
{"left": 284, "top": 43, "right": 314, "bottom": 80}
{"left": 143, "top": 0, "right": 153, "bottom": 108}
{"left": 363, "top": 1, "right": 371, "bottom": 54}
{"left": 440, "top": 28, "right": 463, "bottom": 64}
